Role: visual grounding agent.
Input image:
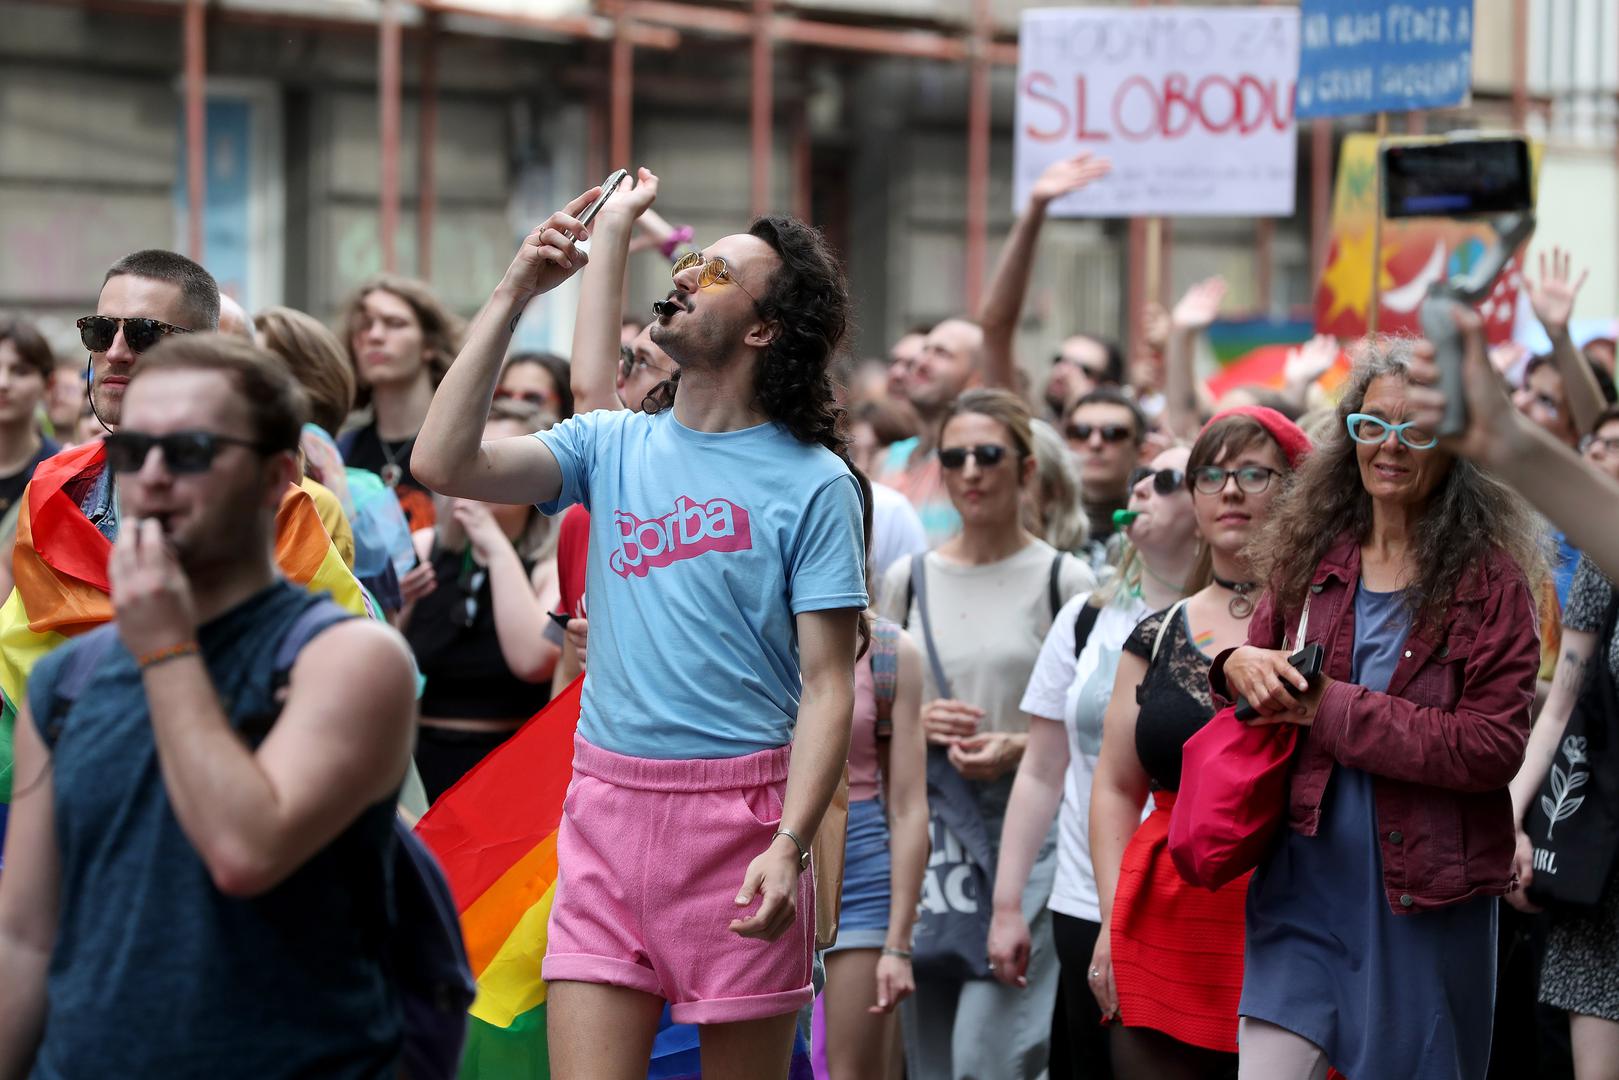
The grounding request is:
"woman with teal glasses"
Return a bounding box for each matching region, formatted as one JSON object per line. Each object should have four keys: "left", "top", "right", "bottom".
{"left": 1217, "top": 342, "right": 1548, "bottom": 1080}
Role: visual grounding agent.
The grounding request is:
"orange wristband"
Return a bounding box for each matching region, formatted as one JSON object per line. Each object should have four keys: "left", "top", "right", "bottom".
{"left": 137, "top": 641, "right": 200, "bottom": 669}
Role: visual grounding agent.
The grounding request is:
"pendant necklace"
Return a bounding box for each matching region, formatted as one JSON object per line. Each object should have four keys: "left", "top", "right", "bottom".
{"left": 1213, "top": 572, "right": 1257, "bottom": 619}
{"left": 379, "top": 433, "right": 413, "bottom": 489}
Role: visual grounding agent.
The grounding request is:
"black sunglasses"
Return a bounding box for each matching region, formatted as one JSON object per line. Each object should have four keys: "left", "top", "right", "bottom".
{"left": 1053, "top": 355, "right": 1109, "bottom": 380}
{"left": 1065, "top": 422, "right": 1134, "bottom": 444}
{"left": 1191, "top": 464, "right": 1282, "bottom": 496}
{"left": 938, "top": 444, "right": 1012, "bottom": 470}
{"left": 77, "top": 315, "right": 191, "bottom": 355}
{"left": 1128, "top": 466, "right": 1186, "bottom": 495}
{"left": 105, "top": 430, "right": 272, "bottom": 474}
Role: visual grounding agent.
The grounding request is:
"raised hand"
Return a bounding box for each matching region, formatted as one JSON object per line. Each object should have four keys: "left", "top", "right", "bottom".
{"left": 1407, "top": 302, "right": 1518, "bottom": 468}
{"left": 1284, "top": 333, "right": 1340, "bottom": 389}
{"left": 1528, "top": 246, "right": 1589, "bottom": 338}
{"left": 451, "top": 500, "right": 510, "bottom": 566}
{"left": 1030, "top": 153, "right": 1113, "bottom": 207}
{"left": 594, "top": 167, "right": 661, "bottom": 230}
{"left": 1171, "top": 276, "right": 1227, "bottom": 333}
{"left": 499, "top": 188, "right": 600, "bottom": 303}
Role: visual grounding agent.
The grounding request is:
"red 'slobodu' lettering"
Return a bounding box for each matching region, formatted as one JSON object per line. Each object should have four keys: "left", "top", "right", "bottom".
{"left": 1021, "top": 71, "right": 1295, "bottom": 143}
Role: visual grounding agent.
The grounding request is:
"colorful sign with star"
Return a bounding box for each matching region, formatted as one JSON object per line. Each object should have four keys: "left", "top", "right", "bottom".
{"left": 1314, "top": 133, "right": 1541, "bottom": 344}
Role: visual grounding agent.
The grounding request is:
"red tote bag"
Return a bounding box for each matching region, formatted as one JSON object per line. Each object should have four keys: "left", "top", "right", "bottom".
{"left": 1169, "top": 601, "right": 1310, "bottom": 890}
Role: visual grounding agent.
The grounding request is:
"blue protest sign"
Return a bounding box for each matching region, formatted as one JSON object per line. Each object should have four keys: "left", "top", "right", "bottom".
{"left": 1295, "top": 0, "right": 1473, "bottom": 118}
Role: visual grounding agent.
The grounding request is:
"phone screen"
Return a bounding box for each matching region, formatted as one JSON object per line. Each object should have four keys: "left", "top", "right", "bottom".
{"left": 1382, "top": 138, "right": 1532, "bottom": 219}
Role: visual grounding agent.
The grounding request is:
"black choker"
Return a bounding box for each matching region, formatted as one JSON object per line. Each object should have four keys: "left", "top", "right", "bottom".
{"left": 1213, "top": 573, "right": 1257, "bottom": 618}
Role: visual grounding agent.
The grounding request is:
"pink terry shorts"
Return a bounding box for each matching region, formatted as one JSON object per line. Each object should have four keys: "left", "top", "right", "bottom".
{"left": 542, "top": 734, "right": 815, "bottom": 1024}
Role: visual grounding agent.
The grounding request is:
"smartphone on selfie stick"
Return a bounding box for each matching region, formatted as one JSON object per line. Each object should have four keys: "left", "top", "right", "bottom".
{"left": 1380, "top": 136, "right": 1536, "bottom": 438}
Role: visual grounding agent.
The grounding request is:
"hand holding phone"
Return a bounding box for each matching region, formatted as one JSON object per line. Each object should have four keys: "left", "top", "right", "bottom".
{"left": 576, "top": 169, "right": 629, "bottom": 233}
{"left": 1235, "top": 643, "right": 1323, "bottom": 722}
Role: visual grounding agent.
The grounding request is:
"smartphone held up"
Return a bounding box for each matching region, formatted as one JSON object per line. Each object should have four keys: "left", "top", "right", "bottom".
{"left": 1378, "top": 134, "right": 1536, "bottom": 439}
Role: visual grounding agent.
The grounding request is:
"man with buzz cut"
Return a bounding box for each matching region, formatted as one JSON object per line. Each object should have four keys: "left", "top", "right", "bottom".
{"left": 413, "top": 169, "right": 864, "bottom": 1080}
{"left": 0, "top": 249, "right": 368, "bottom": 860}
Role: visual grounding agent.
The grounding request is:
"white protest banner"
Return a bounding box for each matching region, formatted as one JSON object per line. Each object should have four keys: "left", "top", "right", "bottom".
{"left": 1014, "top": 7, "right": 1300, "bottom": 217}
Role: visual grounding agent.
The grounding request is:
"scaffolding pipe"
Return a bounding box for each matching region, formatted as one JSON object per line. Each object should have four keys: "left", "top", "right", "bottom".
{"left": 793, "top": 102, "right": 812, "bottom": 223}
{"left": 964, "top": 0, "right": 991, "bottom": 311}
{"left": 1255, "top": 218, "right": 1273, "bottom": 315}
{"left": 1511, "top": 0, "right": 1529, "bottom": 130}
{"left": 1310, "top": 119, "right": 1332, "bottom": 289}
{"left": 183, "top": 0, "right": 206, "bottom": 263}
{"left": 626, "top": 1, "right": 1017, "bottom": 63}
{"left": 610, "top": 1, "right": 634, "bottom": 171}
{"left": 751, "top": 0, "right": 773, "bottom": 217}
{"left": 418, "top": 12, "right": 439, "bottom": 281}
{"left": 379, "top": 0, "right": 402, "bottom": 273}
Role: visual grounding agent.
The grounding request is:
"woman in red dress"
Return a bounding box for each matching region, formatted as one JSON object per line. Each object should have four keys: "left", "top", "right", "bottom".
{"left": 1087, "top": 407, "right": 1310, "bottom": 1078}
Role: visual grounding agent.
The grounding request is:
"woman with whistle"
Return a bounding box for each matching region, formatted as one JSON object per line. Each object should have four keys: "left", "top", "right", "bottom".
{"left": 1087, "top": 406, "right": 1308, "bottom": 1078}
{"left": 1215, "top": 343, "right": 1547, "bottom": 1080}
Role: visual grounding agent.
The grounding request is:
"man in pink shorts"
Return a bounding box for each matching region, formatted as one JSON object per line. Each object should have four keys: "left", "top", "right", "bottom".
{"left": 413, "top": 170, "right": 864, "bottom": 1079}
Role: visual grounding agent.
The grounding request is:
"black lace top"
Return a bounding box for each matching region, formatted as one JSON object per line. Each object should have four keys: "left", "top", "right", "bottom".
{"left": 1122, "top": 604, "right": 1216, "bottom": 791}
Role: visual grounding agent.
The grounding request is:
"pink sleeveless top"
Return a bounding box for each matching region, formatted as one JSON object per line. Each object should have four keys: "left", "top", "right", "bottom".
{"left": 848, "top": 652, "right": 881, "bottom": 802}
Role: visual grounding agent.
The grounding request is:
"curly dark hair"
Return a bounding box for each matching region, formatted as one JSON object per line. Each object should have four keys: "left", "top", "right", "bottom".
{"left": 646, "top": 216, "right": 852, "bottom": 460}
{"left": 1248, "top": 338, "right": 1551, "bottom": 632}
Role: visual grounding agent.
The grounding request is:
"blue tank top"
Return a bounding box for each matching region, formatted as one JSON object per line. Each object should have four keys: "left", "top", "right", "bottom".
{"left": 27, "top": 582, "right": 401, "bottom": 1078}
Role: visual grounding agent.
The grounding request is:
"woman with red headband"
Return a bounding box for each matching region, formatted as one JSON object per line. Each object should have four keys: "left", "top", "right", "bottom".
{"left": 1088, "top": 406, "right": 1309, "bottom": 1078}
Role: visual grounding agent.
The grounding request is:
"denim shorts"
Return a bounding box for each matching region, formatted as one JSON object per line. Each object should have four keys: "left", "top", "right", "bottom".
{"left": 828, "top": 797, "right": 892, "bottom": 953}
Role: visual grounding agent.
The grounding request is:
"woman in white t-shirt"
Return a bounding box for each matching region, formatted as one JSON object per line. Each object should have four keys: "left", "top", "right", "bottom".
{"left": 877, "top": 389, "right": 1095, "bottom": 1080}
{"left": 986, "top": 446, "right": 1200, "bottom": 1079}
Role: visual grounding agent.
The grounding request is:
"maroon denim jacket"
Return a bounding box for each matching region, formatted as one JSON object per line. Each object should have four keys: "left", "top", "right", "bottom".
{"left": 1209, "top": 532, "right": 1540, "bottom": 914}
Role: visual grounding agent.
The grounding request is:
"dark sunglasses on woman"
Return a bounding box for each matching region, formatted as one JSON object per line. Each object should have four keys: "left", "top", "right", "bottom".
{"left": 1128, "top": 467, "right": 1186, "bottom": 495}
{"left": 104, "top": 430, "right": 270, "bottom": 474}
{"left": 938, "top": 444, "right": 1011, "bottom": 470}
{"left": 76, "top": 315, "right": 191, "bottom": 355}
{"left": 1064, "top": 422, "right": 1133, "bottom": 444}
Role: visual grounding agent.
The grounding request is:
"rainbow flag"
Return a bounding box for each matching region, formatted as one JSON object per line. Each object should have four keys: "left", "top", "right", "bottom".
{"left": 0, "top": 440, "right": 370, "bottom": 806}
{"left": 416, "top": 678, "right": 813, "bottom": 1078}
{"left": 415, "top": 678, "right": 581, "bottom": 1075}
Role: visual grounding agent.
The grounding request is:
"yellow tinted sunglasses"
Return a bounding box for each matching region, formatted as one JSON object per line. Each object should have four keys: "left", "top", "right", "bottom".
{"left": 671, "top": 252, "right": 761, "bottom": 309}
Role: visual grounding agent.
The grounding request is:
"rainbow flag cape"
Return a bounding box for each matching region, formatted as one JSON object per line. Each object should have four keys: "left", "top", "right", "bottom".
{"left": 0, "top": 440, "right": 370, "bottom": 806}
{"left": 415, "top": 678, "right": 813, "bottom": 1078}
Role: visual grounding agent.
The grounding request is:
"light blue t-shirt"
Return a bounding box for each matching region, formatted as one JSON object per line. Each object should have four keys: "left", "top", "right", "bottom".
{"left": 536, "top": 407, "right": 867, "bottom": 759}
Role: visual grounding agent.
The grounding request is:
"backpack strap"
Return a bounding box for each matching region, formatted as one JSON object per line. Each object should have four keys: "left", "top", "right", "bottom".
{"left": 871, "top": 620, "right": 900, "bottom": 738}
{"left": 1072, "top": 600, "right": 1103, "bottom": 661}
{"left": 1152, "top": 598, "right": 1192, "bottom": 664}
{"left": 1047, "top": 552, "right": 1065, "bottom": 622}
{"left": 271, "top": 599, "right": 354, "bottom": 690}
{"left": 909, "top": 554, "right": 953, "bottom": 700}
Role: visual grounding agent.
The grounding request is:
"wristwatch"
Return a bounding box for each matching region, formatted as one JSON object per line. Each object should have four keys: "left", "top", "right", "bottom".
{"left": 773, "top": 827, "right": 811, "bottom": 873}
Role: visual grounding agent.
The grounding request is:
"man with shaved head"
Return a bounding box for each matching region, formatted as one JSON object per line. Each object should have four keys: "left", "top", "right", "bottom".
{"left": 877, "top": 316, "right": 985, "bottom": 543}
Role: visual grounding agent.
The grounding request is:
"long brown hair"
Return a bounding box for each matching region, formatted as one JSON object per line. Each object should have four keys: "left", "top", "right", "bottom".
{"left": 341, "top": 276, "right": 465, "bottom": 407}
{"left": 1249, "top": 338, "right": 1551, "bottom": 630}
{"left": 254, "top": 305, "right": 355, "bottom": 435}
